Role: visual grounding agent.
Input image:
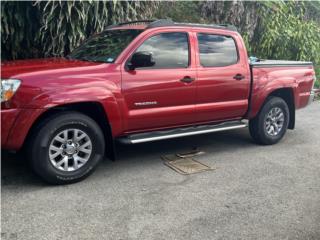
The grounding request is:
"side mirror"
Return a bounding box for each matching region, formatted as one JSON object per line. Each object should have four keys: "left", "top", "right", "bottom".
{"left": 128, "top": 51, "right": 155, "bottom": 70}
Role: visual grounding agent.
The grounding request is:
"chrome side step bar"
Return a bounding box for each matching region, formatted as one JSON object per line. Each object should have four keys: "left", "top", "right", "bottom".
{"left": 117, "top": 121, "right": 247, "bottom": 144}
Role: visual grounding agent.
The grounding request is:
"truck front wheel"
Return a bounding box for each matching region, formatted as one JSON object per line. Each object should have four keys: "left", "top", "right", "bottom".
{"left": 249, "top": 97, "right": 289, "bottom": 145}
{"left": 28, "top": 112, "right": 105, "bottom": 184}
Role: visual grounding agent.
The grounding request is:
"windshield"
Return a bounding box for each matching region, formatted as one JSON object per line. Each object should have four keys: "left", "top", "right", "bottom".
{"left": 69, "top": 29, "right": 143, "bottom": 63}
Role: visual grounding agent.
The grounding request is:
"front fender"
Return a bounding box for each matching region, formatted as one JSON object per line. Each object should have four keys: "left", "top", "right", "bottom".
{"left": 4, "top": 86, "right": 123, "bottom": 150}
{"left": 28, "top": 86, "right": 123, "bottom": 136}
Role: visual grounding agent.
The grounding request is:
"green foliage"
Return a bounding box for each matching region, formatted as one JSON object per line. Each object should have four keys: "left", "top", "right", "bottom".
{"left": 155, "top": 1, "right": 203, "bottom": 23}
{"left": 254, "top": 1, "right": 320, "bottom": 65}
{"left": 1, "top": 0, "right": 159, "bottom": 59}
{"left": 304, "top": 1, "right": 320, "bottom": 24}
{"left": 315, "top": 66, "right": 320, "bottom": 88}
{"left": 241, "top": 33, "right": 252, "bottom": 54}
{"left": 199, "top": 1, "right": 261, "bottom": 45}
{"left": 36, "top": 1, "right": 92, "bottom": 56}
{"left": 1, "top": 1, "right": 40, "bottom": 59}
{"left": 37, "top": 0, "right": 159, "bottom": 57}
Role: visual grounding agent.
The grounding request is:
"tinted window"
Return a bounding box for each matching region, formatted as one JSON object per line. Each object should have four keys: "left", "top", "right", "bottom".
{"left": 69, "top": 29, "right": 142, "bottom": 63}
{"left": 197, "top": 33, "right": 238, "bottom": 67}
{"left": 134, "top": 32, "right": 189, "bottom": 69}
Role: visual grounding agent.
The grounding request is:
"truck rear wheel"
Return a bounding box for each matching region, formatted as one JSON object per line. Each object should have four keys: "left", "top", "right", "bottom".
{"left": 28, "top": 112, "right": 105, "bottom": 184}
{"left": 249, "top": 97, "right": 289, "bottom": 145}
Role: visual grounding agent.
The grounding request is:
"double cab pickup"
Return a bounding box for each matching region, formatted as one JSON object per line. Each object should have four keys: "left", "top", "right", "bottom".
{"left": 1, "top": 20, "right": 316, "bottom": 184}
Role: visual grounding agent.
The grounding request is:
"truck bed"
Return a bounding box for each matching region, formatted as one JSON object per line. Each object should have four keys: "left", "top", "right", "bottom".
{"left": 249, "top": 60, "right": 315, "bottom": 119}
{"left": 250, "top": 59, "right": 313, "bottom": 67}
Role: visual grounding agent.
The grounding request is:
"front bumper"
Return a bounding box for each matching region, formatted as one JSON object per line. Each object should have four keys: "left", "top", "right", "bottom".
{"left": 1, "top": 108, "right": 44, "bottom": 150}
{"left": 1, "top": 109, "right": 21, "bottom": 148}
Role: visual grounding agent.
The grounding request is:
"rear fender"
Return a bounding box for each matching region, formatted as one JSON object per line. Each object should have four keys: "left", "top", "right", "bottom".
{"left": 249, "top": 75, "right": 297, "bottom": 119}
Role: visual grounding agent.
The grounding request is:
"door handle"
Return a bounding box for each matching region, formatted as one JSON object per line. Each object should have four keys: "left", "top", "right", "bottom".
{"left": 180, "top": 76, "right": 195, "bottom": 83}
{"left": 233, "top": 74, "right": 245, "bottom": 80}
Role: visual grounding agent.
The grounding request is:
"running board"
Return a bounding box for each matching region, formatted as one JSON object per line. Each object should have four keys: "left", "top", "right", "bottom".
{"left": 117, "top": 121, "right": 247, "bottom": 144}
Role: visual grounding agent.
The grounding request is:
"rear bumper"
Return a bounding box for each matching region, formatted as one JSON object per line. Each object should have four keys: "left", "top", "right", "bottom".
{"left": 298, "top": 90, "right": 316, "bottom": 109}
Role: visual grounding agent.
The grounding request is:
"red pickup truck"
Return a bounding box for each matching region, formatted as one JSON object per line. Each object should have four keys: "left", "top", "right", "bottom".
{"left": 1, "top": 20, "right": 316, "bottom": 184}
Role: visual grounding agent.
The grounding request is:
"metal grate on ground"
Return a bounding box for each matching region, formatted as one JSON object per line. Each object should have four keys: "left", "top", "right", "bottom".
{"left": 162, "top": 149, "right": 215, "bottom": 175}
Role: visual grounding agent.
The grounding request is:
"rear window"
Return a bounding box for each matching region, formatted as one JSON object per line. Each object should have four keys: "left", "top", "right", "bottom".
{"left": 197, "top": 33, "right": 238, "bottom": 67}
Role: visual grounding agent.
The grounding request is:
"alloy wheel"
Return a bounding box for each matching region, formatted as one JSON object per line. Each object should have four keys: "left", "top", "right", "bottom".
{"left": 264, "top": 107, "right": 285, "bottom": 136}
{"left": 48, "top": 129, "right": 92, "bottom": 172}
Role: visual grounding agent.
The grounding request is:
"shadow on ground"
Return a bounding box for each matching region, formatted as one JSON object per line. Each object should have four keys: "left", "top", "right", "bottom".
{"left": 1, "top": 129, "right": 253, "bottom": 187}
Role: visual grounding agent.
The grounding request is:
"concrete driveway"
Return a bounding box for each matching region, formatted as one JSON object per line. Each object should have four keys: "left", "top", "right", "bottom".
{"left": 2, "top": 102, "right": 320, "bottom": 240}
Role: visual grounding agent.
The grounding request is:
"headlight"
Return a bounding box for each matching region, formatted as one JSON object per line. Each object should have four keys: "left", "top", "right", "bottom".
{"left": 1, "top": 79, "right": 21, "bottom": 102}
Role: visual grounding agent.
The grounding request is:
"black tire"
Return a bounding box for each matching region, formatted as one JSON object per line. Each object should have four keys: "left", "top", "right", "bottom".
{"left": 28, "top": 112, "right": 105, "bottom": 184}
{"left": 249, "top": 97, "right": 289, "bottom": 145}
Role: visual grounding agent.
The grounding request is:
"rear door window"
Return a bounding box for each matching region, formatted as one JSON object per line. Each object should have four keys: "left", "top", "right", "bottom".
{"left": 197, "top": 33, "right": 238, "bottom": 67}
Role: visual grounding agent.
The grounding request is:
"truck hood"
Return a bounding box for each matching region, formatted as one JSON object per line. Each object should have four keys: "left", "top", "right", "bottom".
{"left": 1, "top": 58, "right": 119, "bottom": 108}
{"left": 0, "top": 57, "right": 114, "bottom": 90}
{"left": 1, "top": 58, "right": 104, "bottom": 79}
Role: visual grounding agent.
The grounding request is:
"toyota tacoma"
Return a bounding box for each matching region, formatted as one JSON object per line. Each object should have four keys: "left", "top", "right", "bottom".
{"left": 1, "top": 20, "right": 316, "bottom": 184}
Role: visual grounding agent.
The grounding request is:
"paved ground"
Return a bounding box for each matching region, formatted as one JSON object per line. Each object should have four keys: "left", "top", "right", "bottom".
{"left": 2, "top": 102, "right": 320, "bottom": 240}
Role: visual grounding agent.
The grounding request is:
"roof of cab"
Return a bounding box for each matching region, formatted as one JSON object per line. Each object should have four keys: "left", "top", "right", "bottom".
{"left": 106, "top": 19, "right": 238, "bottom": 32}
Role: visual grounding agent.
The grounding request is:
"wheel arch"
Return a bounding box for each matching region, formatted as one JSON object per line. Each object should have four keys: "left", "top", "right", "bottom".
{"left": 23, "top": 101, "right": 116, "bottom": 160}
{"left": 268, "top": 88, "right": 296, "bottom": 129}
{"left": 262, "top": 88, "right": 295, "bottom": 130}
